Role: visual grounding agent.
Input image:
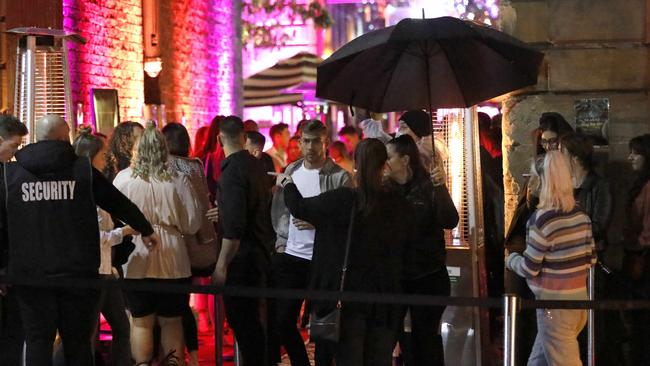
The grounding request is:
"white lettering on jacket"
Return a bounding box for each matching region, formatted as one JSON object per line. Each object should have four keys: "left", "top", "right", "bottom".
{"left": 20, "top": 180, "right": 77, "bottom": 202}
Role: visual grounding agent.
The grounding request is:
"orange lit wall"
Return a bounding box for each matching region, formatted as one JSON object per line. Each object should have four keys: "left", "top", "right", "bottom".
{"left": 64, "top": 0, "right": 145, "bottom": 123}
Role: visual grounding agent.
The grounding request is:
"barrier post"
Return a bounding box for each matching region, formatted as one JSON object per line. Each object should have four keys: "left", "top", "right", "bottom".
{"left": 214, "top": 294, "right": 224, "bottom": 366}
{"left": 503, "top": 294, "right": 519, "bottom": 366}
{"left": 588, "top": 266, "right": 595, "bottom": 366}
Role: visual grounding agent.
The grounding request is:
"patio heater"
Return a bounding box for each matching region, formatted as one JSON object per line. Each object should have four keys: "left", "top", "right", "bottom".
{"left": 434, "top": 107, "right": 490, "bottom": 366}
{"left": 8, "top": 28, "right": 85, "bottom": 143}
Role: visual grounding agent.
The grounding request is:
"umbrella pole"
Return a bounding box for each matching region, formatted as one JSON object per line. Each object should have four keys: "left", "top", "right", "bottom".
{"left": 423, "top": 42, "right": 435, "bottom": 175}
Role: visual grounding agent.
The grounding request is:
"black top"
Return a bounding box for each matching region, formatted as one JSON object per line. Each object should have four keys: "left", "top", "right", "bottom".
{"left": 218, "top": 150, "right": 274, "bottom": 275}
{"left": 284, "top": 184, "right": 414, "bottom": 311}
{"left": 260, "top": 152, "right": 276, "bottom": 189}
{"left": 0, "top": 141, "right": 153, "bottom": 277}
{"left": 574, "top": 171, "right": 612, "bottom": 252}
{"left": 395, "top": 178, "right": 459, "bottom": 279}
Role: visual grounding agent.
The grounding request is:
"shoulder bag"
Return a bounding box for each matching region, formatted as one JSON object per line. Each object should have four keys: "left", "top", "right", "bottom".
{"left": 309, "top": 198, "right": 356, "bottom": 343}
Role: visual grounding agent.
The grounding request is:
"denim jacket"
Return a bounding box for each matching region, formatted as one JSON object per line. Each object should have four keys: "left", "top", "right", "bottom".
{"left": 271, "top": 158, "right": 352, "bottom": 252}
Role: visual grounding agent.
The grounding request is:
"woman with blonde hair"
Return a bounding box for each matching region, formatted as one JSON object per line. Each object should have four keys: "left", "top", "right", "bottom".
{"left": 113, "top": 122, "right": 201, "bottom": 365}
{"left": 506, "top": 151, "right": 596, "bottom": 366}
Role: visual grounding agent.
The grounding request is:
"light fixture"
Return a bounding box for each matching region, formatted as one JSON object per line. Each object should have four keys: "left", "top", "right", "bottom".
{"left": 144, "top": 57, "right": 162, "bottom": 78}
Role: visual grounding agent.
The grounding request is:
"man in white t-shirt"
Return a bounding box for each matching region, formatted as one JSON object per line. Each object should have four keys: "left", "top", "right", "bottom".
{"left": 269, "top": 120, "right": 352, "bottom": 366}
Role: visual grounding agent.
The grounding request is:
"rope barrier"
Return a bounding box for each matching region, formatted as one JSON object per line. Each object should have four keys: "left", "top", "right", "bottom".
{"left": 2, "top": 275, "right": 649, "bottom": 310}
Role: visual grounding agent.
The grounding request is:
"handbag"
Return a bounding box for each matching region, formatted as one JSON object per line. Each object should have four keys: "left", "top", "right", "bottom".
{"left": 170, "top": 157, "right": 220, "bottom": 277}
{"left": 309, "top": 199, "right": 356, "bottom": 343}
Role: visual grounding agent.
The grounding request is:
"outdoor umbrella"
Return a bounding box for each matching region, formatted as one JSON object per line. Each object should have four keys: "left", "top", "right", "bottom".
{"left": 316, "top": 16, "right": 544, "bottom": 113}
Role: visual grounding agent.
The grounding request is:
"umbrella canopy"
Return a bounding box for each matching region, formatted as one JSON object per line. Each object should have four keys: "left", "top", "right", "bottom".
{"left": 316, "top": 16, "right": 544, "bottom": 112}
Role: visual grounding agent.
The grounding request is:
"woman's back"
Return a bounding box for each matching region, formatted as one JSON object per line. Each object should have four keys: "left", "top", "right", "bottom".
{"left": 114, "top": 167, "right": 201, "bottom": 279}
{"left": 510, "top": 207, "right": 595, "bottom": 300}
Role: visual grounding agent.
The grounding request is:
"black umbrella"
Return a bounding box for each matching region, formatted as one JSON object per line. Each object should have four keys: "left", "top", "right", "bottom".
{"left": 316, "top": 16, "right": 544, "bottom": 112}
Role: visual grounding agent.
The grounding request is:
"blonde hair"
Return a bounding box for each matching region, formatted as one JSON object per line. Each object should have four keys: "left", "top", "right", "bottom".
{"left": 533, "top": 150, "right": 575, "bottom": 212}
{"left": 131, "top": 121, "right": 175, "bottom": 181}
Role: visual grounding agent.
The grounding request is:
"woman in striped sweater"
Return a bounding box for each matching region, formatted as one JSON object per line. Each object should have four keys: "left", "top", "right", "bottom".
{"left": 506, "top": 150, "right": 596, "bottom": 366}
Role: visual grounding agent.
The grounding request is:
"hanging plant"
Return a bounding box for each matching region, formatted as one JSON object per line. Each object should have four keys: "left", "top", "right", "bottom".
{"left": 242, "top": 0, "right": 333, "bottom": 48}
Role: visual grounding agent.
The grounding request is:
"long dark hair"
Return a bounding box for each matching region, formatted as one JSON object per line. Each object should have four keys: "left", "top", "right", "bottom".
{"left": 386, "top": 134, "right": 428, "bottom": 183}
{"left": 105, "top": 121, "right": 144, "bottom": 179}
{"left": 162, "top": 122, "right": 191, "bottom": 158}
{"left": 354, "top": 138, "right": 389, "bottom": 214}
{"left": 202, "top": 115, "right": 224, "bottom": 158}
{"left": 629, "top": 134, "right": 650, "bottom": 202}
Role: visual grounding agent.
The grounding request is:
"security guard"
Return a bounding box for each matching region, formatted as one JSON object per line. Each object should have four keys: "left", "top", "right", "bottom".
{"left": 0, "top": 115, "right": 158, "bottom": 366}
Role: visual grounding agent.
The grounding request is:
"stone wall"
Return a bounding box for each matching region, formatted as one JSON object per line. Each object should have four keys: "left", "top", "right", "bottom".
{"left": 158, "top": 0, "right": 242, "bottom": 130}
{"left": 502, "top": 0, "right": 650, "bottom": 266}
{"left": 63, "top": 0, "right": 145, "bottom": 122}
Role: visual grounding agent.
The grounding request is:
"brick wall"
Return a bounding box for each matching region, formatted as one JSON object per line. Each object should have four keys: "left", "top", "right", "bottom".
{"left": 159, "top": 0, "right": 242, "bottom": 130}
{"left": 502, "top": 0, "right": 650, "bottom": 267}
{"left": 63, "top": 0, "right": 145, "bottom": 123}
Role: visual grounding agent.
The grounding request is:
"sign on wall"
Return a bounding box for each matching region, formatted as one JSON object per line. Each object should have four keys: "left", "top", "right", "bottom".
{"left": 574, "top": 98, "right": 609, "bottom": 145}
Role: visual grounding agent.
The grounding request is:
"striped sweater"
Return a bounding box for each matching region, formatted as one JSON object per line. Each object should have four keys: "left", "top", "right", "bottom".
{"left": 506, "top": 207, "right": 596, "bottom": 300}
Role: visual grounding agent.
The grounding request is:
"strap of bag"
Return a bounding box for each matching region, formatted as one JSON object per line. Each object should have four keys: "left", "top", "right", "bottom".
{"left": 336, "top": 197, "right": 357, "bottom": 308}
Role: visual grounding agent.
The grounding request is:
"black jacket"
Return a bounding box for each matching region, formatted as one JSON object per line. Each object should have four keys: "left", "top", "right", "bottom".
{"left": 0, "top": 141, "right": 153, "bottom": 278}
{"left": 284, "top": 184, "right": 414, "bottom": 314}
{"left": 396, "top": 178, "right": 459, "bottom": 279}
{"left": 575, "top": 171, "right": 612, "bottom": 252}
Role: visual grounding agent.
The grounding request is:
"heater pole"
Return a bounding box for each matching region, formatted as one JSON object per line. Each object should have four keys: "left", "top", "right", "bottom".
{"left": 503, "top": 294, "right": 518, "bottom": 366}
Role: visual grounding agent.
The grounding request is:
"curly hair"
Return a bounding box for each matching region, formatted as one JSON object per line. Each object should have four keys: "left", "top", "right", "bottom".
{"left": 104, "top": 121, "right": 143, "bottom": 180}
{"left": 131, "top": 121, "right": 175, "bottom": 181}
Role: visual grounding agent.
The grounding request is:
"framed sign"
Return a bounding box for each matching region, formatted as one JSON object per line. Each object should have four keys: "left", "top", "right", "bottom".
{"left": 574, "top": 98, "right": 609, "bottom": 145}
{"left": 91, "top": 88, "right": 120, "bottom": 136}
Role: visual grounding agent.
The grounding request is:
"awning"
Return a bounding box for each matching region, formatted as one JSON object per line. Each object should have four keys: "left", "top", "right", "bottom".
{"left": 244, "top": 52, "right": 321, "bottom": 108}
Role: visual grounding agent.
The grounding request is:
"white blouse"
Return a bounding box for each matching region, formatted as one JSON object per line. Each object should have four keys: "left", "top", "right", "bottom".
{"left": 97, "top": 208, "right": 123, "bottom": 276}
{"left": 113, "top": 167, "right": 201, "bottom": 279}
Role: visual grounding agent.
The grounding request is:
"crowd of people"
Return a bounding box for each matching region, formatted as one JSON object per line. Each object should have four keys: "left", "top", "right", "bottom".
{"left": 0, "top": 107, "right": 646, "bottom": 366}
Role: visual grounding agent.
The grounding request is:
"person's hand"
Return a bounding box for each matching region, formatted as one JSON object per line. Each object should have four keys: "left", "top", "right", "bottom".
{"left": 141, "top": 232, "right": 160, "bottom": 251}
{"left": 122, "top": 225, "right": 138, "bottom": 237}
{"left": 0, "top": 284, "right": 8, "bottom": 297}
{"left": 268, "top": 172, "right": 293, "bottom": 187}
{"left": 212, "top": 265, "right": 227, "bottom": 286}
{"left": 293, "top": 218, "right": 315, "bottom": 231}
{"left": 206, "top": 206, "right": 219, "bottom": 223}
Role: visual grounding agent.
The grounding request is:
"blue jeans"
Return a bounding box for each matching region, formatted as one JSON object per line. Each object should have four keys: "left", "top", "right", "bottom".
{"left": 528, "top": 308, "right": 587, "bottom": 366}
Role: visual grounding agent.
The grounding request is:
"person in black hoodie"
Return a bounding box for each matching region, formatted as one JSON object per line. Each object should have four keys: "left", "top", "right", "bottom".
{"left": 273, "top": 138, "right": 414, "bottom": 366}
{"left": 386, "top": 135, "right": 459, "bottom": 366}
{"left": 0, "top": 115, "right": 28, "bottom": 366}
{"left": 0, "top": 115, "right": 157, "bottom": 366}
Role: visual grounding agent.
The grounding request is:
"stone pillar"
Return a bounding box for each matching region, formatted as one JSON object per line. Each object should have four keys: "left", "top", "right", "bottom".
{"left": 502, "top": 0, "right": 650, "bottom": 265}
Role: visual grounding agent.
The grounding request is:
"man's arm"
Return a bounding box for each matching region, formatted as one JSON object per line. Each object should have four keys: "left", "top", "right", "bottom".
{"left": 213, "top": 238, "right": 239, "bottom": 286}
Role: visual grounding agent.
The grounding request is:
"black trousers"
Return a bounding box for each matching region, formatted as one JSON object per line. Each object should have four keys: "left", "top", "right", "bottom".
{"left": 401, "top": 269, "right": 450, "bottom": 366}
{"left": 336, "top": 303, "right": 403, "bottom": 366}
{"left": 270, "top": 253, "right": 311, "bottom": 366}
{"left": 0, "top": 291, "right": 25, "bottom": 366}
{"left": 15, "top": 286, "right": 99, "bottom": 366}
{"left": 224, "top": 262, "right": 268, "bottom": 366}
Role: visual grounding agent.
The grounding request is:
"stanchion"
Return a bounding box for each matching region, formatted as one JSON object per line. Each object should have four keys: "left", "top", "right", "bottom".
{"left": 234, "top": 340, "right": 242, "bottom": 366}
{"left": 503, "top": 294, "right": 519, "bottom": 366}
{"left": 214, "top": 294, "right": 224, "bottom": 366}
{"left": 587, "top": 266, "right": 595, "bottom": 366}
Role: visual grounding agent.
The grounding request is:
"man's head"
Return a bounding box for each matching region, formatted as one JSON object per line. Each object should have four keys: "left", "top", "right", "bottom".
{"left": 218, "top": 116, "right": 246, "bottom": 150}
{"left": 35, "top": 115, "right": 70, "bottom": 142}
{"left": 338, "top": 125, "right": 361, "bottom": 154}
{"left": 243, "top": 119, "right": 259, "bottom": 132}
{"left": 245, "top": 131, "right": 265, "bottom": 158}
{"left": 0, "top": 114, "right": 27, "bottom": 162}
{"left": 301, "top": 120, "right": 328, "bottom": 165}
{"left": 269, "top": 123, "right": 290, "bottom": 150}
{"left": 397, "top": 110, "right": 431, "bottom": 141}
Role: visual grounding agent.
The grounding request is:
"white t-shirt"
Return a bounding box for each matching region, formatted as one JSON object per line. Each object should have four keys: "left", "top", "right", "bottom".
{"left": 285, "top": 163, "right": 321, "bottom": 260}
